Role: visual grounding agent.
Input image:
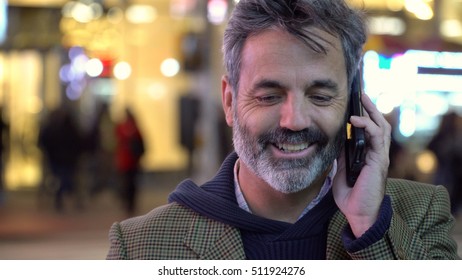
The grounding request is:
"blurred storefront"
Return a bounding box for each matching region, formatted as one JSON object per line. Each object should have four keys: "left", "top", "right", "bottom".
{"left": 0, "top": 0, "right": 461, "bottom": 191}
{"left": 0, "top": 0, "right": 229, "bottom": 191}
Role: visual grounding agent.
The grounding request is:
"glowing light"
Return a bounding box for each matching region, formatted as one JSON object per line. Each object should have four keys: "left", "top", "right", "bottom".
{"left": 68, "top": 46, "right": 85, "bottom": 61}
{"left": 362, "top": 50, "right": 382, "bottom": 100}
{"left": 363, "top": 49, "right": 462, "bottom": 140}
{"left": 399, "top": 107, "right": 417, "bottom": 137}
{"left": 59, "top": 64, "right": 73, "bottom": 83}
{"left": 416, "top": 150, "right": 437, "bottom": 174}
{"left": 72, "top": 54, "right": 89, "bottom": 79}
{"left": 62, "top": 1, "right": 103, "bottom": 23}
{"left": 71, "top": 2, "right": 95, "bottom": 23}
{"left": 85, "top": 58, "right": 104, "bottom": 77}
{"left": 405, "top": 0, "right": 434, "bottom": 20}
{"left": 449, "top": 93, "right": 462, "bottom": 107}
{"left": 126, "top": 5, "right": 157, "bottom": 24}
{"left": 207, "top": 0, "right": 228, "bottom": 25}
{"left": 113, "top": 61, "right": 132, "bottom": 80}
{"left": 441, "top": 19, "right": 462, "bottom": 38}
{"left": 368, "top": 16, "right": 406, "bottom": 36}
{"left": 405, "top": 49, "right": 462, "bottom": 69}
{"left": 376, "top": 94, "right": 400, "bottom": 114}
{"left": 160, "top": 58, "right": 180, "bottom": 77}
{"left": 416, "top": 94, "right": 449, "bottom": 117}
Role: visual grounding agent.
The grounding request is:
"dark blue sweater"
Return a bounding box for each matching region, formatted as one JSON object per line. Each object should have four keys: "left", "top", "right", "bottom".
{"left": 169, "top": 152, "right": 392, "bottom": 259}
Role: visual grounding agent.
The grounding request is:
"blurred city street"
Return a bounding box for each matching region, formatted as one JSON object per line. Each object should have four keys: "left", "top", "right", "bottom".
{"left": 1, "top": 172, "right": 462, "bottom": 260}
{"left": 0, "top": 172, "right": 179, "bottom": 260}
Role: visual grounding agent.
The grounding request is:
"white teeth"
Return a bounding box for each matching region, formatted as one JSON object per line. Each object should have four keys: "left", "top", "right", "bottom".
{"left": 277, "top": 143, "right": 309, "bottom": 152}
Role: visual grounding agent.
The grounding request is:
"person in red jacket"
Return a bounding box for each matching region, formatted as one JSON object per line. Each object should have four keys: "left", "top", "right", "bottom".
{"left": 115, "top": 107, "right": 145, "bottom": 215}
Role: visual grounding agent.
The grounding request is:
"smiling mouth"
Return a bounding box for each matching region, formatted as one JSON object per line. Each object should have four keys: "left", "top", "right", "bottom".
{"left": 274, "top": 142, "right": 311, "bottom": 153}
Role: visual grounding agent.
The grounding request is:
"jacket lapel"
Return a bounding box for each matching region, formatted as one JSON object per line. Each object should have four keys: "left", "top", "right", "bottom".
{"left": 184, "top": 213, "right": 246, "bottom": 259}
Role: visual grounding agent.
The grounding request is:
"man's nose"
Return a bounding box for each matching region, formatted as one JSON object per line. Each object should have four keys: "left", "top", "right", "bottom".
{"left": 279, "top": 96, "right": 311, "bottom": 131}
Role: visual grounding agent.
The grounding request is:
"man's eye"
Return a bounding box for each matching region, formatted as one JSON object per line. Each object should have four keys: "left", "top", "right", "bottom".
{"left": 310, "top": 95, "right": 333, "bottom": 105}
{"left": 256, "top": 95, "right": 281, "bottom": 104}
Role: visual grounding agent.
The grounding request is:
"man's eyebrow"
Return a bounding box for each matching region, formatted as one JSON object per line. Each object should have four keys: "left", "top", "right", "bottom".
{"left": 308, "top": 79, "right": 339, "bottom": 92}
{"left": 249, "top": 78, "right": 340, "bottom": 94}
{"left": 250, "top": 79, "right": 286, "bottom": 94}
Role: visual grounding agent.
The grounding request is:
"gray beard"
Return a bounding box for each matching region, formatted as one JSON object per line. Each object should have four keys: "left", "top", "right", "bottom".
{"left": 232, "top": 111, "right": 345, "bottom": 194}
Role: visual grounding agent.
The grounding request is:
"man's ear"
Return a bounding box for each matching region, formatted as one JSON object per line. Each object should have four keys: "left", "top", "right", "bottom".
{"left": 221, "top": 75, "right": 234, "bottom": 127}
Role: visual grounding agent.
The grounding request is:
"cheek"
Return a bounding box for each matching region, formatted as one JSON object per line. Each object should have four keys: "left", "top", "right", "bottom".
{"left": 237, "top": 103, "right": 280, "bottom": 136}
{"left": 314, "top": 107, "right": 347, "bottom": 138}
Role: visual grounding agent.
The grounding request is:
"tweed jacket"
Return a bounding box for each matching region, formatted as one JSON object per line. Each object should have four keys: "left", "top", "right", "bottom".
{"left": 107, "top": 177, "right": 460, "bottom": 260}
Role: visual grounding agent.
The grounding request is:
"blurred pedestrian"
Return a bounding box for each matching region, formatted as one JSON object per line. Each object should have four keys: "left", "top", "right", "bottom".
{"left": 115, "top": 107, "right": 145, "bottom": 216}
{"left": 179, "top": 94, "right": 200, "bottom": 177}
{"left": 83, "top": 103, "right": 117, "bottom": 196}
{"left": 427, "top": 111, "right": 462, "bottom": 215}
{"left": 38, "top": 107, "right": 83, "bottom": 212}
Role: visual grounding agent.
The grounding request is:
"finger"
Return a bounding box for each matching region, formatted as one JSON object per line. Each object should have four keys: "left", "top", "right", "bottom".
{"left": 361, "top": 93, "right": 389, "bottom": 129}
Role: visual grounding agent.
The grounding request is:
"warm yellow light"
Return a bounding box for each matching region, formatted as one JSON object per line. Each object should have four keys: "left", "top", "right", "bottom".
{"left": 441, "top": 19, "right": 462, "bottom": 38}
{"left": 85, "top": 58, "right": 104, "bottom": 77}
{"left": 113, "top": 61, "right": 132, "bottom": 80}
{"left": 126, "top": 4, "right": 157, "bottom": 24}
{"left": 160, "top": 58, "right": 180, "bottom": 77}
{"left": 416, "top": 150, "right": 437, "bottom": 174}
{"left": 405, "top": 0, "right": 434, "bottom": 20}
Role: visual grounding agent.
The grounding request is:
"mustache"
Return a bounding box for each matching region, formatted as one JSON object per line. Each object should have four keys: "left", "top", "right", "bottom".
{"left": 257, "top": 127, "right": 329, "bottom": 147}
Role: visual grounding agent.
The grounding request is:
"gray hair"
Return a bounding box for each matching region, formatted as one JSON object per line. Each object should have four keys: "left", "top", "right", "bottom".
{"left": 223, "top": 0, "right": 367, "bottom": 94}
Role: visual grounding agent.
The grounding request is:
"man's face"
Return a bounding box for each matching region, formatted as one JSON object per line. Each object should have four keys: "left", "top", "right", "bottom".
{"left": 222, "top": 27, "right": 349, "bottom": 194}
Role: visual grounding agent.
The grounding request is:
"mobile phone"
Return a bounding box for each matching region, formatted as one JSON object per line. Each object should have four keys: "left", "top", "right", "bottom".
{"left": 345, "top": 72, "right": 366, "bottom": 187}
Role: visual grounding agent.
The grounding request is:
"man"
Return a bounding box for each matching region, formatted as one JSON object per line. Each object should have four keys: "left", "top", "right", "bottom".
{"left": 107, "top": 0, "right": 460, "bottom": 259}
